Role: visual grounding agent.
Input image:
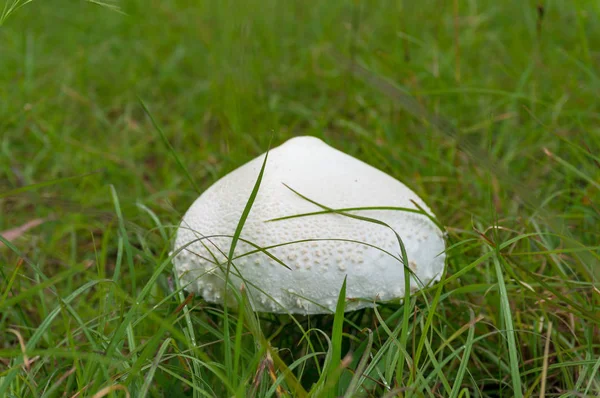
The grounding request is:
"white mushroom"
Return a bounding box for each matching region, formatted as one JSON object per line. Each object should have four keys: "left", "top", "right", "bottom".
{"left": 172, "top": 136, "right": 446, "bottom": 314}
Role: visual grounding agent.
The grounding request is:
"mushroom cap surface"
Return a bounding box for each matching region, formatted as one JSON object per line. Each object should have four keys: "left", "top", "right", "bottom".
{"left": 173, "top": 136, "right": 446, "bottom": 314}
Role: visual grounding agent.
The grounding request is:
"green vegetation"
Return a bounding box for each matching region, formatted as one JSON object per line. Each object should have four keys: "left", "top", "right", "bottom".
{"left": 1, "top": 0, "right": 599, "bottom": 396}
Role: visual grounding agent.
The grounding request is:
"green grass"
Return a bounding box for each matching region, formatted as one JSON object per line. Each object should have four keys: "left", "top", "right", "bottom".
{"left": 1, "top": 0, "right": 599, "bottom": 396}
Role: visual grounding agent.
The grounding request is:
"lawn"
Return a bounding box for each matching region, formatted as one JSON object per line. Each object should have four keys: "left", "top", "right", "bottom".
{"left": 1, "top": 0, "right": 599, "bottom": 396}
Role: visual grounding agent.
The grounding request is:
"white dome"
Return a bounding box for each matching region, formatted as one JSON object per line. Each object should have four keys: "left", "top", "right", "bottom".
{"left": 172, "top": 136, "right": 446, "bottom": 314}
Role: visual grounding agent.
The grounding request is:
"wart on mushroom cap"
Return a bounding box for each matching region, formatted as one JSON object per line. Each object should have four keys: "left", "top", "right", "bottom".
{"left": 173, "top": 136, "right": 446, "bottom": 315}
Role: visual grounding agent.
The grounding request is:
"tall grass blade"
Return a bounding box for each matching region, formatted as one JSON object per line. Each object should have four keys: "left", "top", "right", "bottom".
{"left": 222, "top": 141, "right": 270, "bottom": 383}
{"left": 139, "top": 337, "right": 172, "bottom": 397}
{"left": 139, "top": 98, "right": 201, "bottom": 194}
{"left": 327, "top": 276, "right": 347, "bottom": 397}
{"left": 449, "top": 309, "right": 476, "bottom": 398}
{"left": 492, "top": 250, "right": 523, "bottom": 397}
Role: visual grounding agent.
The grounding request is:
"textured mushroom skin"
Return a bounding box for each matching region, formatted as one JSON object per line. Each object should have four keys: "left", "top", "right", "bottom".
{"left": 173, "top": 136, "right": 445, "bottom": 314}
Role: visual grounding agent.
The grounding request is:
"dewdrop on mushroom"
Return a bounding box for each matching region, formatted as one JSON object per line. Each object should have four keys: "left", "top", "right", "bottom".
{"left": 172, "top": 136, "right": 446, "bottom": 314}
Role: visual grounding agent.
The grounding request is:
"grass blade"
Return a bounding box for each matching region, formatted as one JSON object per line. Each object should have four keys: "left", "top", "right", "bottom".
{"left": 139, "top": 98, "right": 201, "bottom": 194}
{"left": 319, "top": 276, "right": 347, "bottom": 398}
{"left": 222, "top": 140, "right": 270, "bottom": 383}
{"left": 492, "top": 249, "right": 523, "bottom": 397}
{"left": 449, "top": 309, "right": 476, "bottom": 398}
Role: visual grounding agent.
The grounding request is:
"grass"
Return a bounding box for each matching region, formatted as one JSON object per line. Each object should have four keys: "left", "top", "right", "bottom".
{"left": 1, "top": 0, "right": 599, "bottom": 396}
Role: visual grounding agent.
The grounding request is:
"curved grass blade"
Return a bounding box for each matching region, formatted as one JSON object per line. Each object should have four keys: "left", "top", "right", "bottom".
{"left": 139, "top": 337, "right": 172, "bottom": 397}
{"left": 222, "top": 140, "right": 270, "bottom": 383}
{"left": 139, "top": 98, "right": 201, "bottom": 194}
{"left": 267, "top": 203, "right": 445, "bottom": 233}
{"left": 491, "top": 248, "right": 523, "bottom": 397}
{"left": 344, "top": 329, "right": 373, "bottom": 397}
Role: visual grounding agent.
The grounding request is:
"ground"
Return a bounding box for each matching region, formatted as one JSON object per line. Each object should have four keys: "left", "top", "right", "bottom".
{"left": 0, "top": 0, "right": 599, "bottom": 397}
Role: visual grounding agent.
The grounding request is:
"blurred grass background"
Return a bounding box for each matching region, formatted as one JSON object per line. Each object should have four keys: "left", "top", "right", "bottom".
{"left": 1, "top": 0, "right": 599, "bottom": 397}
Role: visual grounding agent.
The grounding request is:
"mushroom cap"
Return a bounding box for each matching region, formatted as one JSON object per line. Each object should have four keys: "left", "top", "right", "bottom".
{"left": 173, "top": 136, "right": 446, "bottom": 314}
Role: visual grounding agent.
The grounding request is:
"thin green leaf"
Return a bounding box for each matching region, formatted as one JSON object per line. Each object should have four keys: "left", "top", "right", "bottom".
{"left": 492, "top": 249, "right": 523, "bottom": 397}
{"left": 139, "top": 98, "right": 201, "bottom": 194}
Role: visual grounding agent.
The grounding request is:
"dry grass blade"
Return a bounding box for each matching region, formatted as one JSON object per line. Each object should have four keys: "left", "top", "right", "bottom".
{"left": 6, "top": 328, "right": 31, "bottom": 371}
{"left": 0, "top": 218, "right": 47, "bottom": 248}
{"left": 540, "top": 321, "right": 553, "bottom": 398}
{"left": 91, "top": 384, "right": 130, "bottom": 398}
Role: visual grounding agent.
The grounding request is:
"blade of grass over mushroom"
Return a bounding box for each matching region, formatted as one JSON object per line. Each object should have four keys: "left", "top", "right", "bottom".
{"left": 266, "top": 181, "right": 437, "bottom": 375}
{"left": 280, "top": 184, "right": 417, "bottom": 274}
{"left": 222, "top": 142, "right": 269, "bottom": 383}
{"left": 170, "top": 136, "right": 446, "bottom": 316}
{"left": 177, "top": 231, "right": 293, "bottom": 271}
{"left": 267, "top": 204, "right": 443, "bottom": 232}
{"left": 178, "top": 230, "right": 429, "bottom": 316}
{"left": 267, "top": 206, "right": 424, "bottom": 220}
{"left": 174, "top": 236, "right": 330, "bottom": 320}
{"left": 396, "top": 222, "right": 413, "bottom": 388}
{"left": 173, "top": 235, "right": 331, "bottom": 317}
{"left": 230, "top": 237, "right": 403, "bottom": 265}
{"left": 139, "top": 98, "right": 201, "bottom": 194}
{"left": 225, "top": 144, "right": 269, "bottom": 278}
